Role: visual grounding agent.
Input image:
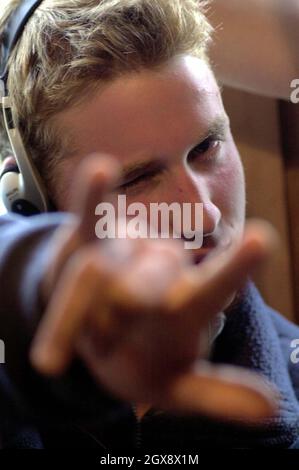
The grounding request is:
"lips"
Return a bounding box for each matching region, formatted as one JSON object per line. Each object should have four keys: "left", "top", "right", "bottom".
{"left": 193, "top": 251, "right": 211, "bottom": 265}
{"left": 193, "top": 242, "right": 233, "bottom": 266}
{"left": 192, "top": 235, "right": 233, "bottom": 266}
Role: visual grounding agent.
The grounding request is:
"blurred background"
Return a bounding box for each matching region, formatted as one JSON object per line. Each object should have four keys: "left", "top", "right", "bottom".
{"left": 223, "top": 87, "right": 299, "bottom": 323}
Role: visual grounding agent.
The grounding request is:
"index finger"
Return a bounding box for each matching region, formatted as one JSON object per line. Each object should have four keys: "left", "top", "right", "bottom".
{"left": 41, "top": 154, "right": 121, "bottom": 299}
{"left": 164, "top": 219, "right": 278, "bottom": 327}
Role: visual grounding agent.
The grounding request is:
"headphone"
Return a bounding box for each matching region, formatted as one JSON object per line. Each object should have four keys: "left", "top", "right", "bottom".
{"left": 0, "top": 0, "right": 51, "bottom": 215}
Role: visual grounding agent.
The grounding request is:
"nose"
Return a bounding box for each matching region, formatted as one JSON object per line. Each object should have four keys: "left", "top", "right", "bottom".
{"left": 167, "top": 168, "right": 221, "bottom": 238}
{"left": 201, "top": 201, "right": 221, "bottom": 237}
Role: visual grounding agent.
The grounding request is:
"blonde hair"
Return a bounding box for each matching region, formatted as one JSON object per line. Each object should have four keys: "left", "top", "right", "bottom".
{"left": 0, "top": 0, "right": 213, "bottom": 194}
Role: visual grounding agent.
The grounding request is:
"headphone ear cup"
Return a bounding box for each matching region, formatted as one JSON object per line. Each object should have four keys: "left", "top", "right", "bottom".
{"left": 0, "top": 166, "right": 23, "bottom": 211}
{"left": 0, "top": 167, "right": 41, "bottom": 215}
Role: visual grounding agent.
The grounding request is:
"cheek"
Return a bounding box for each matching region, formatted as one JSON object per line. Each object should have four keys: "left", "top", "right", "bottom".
{"left": 50, "top": 160, "right": 80, "bottom": 210}
{"left": 52, "top": 174, "right": 72, "bottom": 210}
{"left": 209, "top": 147, "right": 246, "bottom": 222}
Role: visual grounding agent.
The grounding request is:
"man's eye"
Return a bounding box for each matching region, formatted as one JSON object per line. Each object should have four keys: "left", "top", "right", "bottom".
{"left": 189, "top": 136, "right": 222, "bottom": 161}
{"left": 120, "top": 170, "right": 159, "bottom": 191}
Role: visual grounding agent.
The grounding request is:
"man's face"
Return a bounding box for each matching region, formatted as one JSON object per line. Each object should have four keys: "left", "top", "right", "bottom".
{"left": 54, "top": 55, "right": 246, "bottom": 259}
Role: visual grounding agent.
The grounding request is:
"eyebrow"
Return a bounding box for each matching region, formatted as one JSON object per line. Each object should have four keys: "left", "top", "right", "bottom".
{"left": 197, "top": 114, "right": 230, "bottom": 142}
{"left": 119, "top": 114, "right": 230, "bottom": 184}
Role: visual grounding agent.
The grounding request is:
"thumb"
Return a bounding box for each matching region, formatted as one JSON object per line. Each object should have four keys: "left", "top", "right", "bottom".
{"left": 159, "top": 362, "right": 278, "bottom": 422}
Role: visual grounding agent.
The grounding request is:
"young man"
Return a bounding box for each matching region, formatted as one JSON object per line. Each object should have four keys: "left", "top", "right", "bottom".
{"left": 0, "top": 0, "right": 299, "bottom": 450}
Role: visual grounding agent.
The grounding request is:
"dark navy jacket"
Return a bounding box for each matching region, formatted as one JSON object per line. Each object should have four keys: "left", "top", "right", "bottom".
{"left": 0, "top": 213, "right": 299, "bottom": 449}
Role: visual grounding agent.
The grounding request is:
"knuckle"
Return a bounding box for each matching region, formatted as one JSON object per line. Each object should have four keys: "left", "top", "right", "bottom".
{"left": 65, "top": 247, "right": 104, "bottom": 282}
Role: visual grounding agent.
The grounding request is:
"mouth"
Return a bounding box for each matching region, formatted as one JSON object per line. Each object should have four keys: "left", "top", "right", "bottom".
{"left": 193, "top": 251, "right": 212, "bottom": 265}
{"left": 192, "top": 234, "right": 233, "bottom": 266}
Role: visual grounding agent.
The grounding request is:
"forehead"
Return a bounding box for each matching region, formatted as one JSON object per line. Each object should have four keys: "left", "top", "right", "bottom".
{"left": 57, "top": 55, "right": 223, "bottom": 162}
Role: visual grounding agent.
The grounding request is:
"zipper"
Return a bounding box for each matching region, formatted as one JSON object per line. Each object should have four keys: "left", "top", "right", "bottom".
{"left": 132, "top": 403, "right": 142, "bottom": 450}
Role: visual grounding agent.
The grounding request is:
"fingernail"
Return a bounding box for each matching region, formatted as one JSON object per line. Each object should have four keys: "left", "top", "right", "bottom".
{"left": 30, "top": 342, "right": 64, "bottom": 376}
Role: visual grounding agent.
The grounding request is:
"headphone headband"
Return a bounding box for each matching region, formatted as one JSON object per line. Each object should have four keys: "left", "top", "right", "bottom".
{"left": 0, "top": 0, "right": 44, "bottom": 86}
{"left": 0, "top": 0, "right": 51, "bottom": 215}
